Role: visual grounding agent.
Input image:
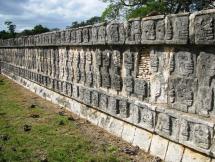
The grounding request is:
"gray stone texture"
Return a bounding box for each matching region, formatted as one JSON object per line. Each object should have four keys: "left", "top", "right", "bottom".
{"left": 1, "top": 9, "right": 215, "bottom": 160}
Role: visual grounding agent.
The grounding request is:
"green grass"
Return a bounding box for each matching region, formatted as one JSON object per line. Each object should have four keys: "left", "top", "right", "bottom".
{"left": 0, "top": 75, "right": 130, "bottom": 162}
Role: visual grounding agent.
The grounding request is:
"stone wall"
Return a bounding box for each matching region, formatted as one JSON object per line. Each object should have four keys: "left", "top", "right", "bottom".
{"left": 1, "top": 9, "right": 215, "bottom": 162}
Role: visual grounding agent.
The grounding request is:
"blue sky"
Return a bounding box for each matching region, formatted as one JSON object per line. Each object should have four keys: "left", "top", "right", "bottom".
{"left": 0, "top": 0, "right": 107, "bottom": 32}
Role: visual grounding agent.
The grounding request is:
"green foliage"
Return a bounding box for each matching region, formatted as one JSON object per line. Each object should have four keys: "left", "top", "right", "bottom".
{"left": 32, "top": 24, "right": 50, "bottom": 34}
{"left": 0, "top": 21, "right": 17, "bottom": 39}
{"left": 101, "top": 0, "right": 215, "bottom": 21}
{"left": 126, "top": 1, "right": 166, "bottom": 19}
{"left": 101, "top": 3, "right": 122, "bottom": 21}
{"left": 68, "top": 16, "right": 101, "bottom": 28}
{"left": 4, "top": 21, "right": 16, "bottom": 36}
{"left": 17, "top": 24, "right": 50, "bottom": 37}
{"left": 0, "top": 21, "right": 50, "bottom": 39}
{"left": 0, "top": 30, "right": 14, "bottom": 39}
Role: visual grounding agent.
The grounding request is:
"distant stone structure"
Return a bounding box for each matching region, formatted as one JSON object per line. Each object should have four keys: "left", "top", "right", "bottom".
{"left": 1, "top": 9, "right": 215, "bottom": 162}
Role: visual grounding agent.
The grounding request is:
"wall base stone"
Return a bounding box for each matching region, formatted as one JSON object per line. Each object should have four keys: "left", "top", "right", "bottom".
{"left": 165, "top": 142, "right": 184, "bottom": 162}
{"left": 3, "top": 73, "right": 214, "bottom": 162}
{"left": 182, "top": 148, "right": 211, "bottom": 162}
{"left": 150, "top": 135, "right": 169, "bottom": 159}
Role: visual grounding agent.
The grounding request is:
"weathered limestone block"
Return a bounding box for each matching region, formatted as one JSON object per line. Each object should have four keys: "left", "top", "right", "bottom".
{"left": 107, "top": 117, "right": 124, "bottom": 137}
{"left": 99, "top": 93, "right": 108, "bottom": 111}
{"left": 138, "top": 104, "right": 155, "bottom": 131}
{"left": 76, "top": 28, "right": 82, "bottom": 43}
{"left": 106, "top": 21, "right": 125, "bottom": 44}
{"left": 91, "top": 90, "right": 99, "bottom": 107}
{"left": 101, "top": 69, "right": 111, "bottom": 88}
{"left": 190, "top": 9, "right": 215, "bottom": 45}
{"left": 124, "top": 77, "right": 134, "bottom": 94}
{"left": 66, "top": 82, "right": 72, "bottom": 96}
{"left": 55, "top": 31, "right": 61, "bottom": 44}
{"left": 84, "top": 89, "right": 91, "bottom": 105}
{"left": 155, "top": 108, "right": 180, "bottom": 142}
{"left": 119, "top": 99, "right": 129, "bottom": 118}
{"left": 72, "top": 84, "right": 79, "bottom": 98}
{"left": 121, "top": 123, "right": 136, "bottom": 143}
{"left": 92, "top": 23, "right": 106, "bottom": 45}
{"left": 195, "top": 52, "right": 215, "bottom": 117}
{"left": 78, "top": 87, "right": 85, "bottom": 101}
{"left": 123, "top": 50, "right": 135, "bottom": 78}
{"left": 134, "top": 78, "right": 148, "bottom": 100}
{"left": 65, "top": 29, "right": 71, "bottom": 43}
{"left": 165, "top": 142, "right": 184, "bottom": 162}
{"left": 81, "top": 26, "right": 92, "bottom": 45}
{"left": 141, "top": 15, "right": 165, "bottom": 44}
{"left": 170, "top": 51, "right": 195, "bottom": 77}
{"left": 165, "top": 13, "right": 189, "bottom": 44}
{"left": 126, "top": 18, "right": 141, "bottom": 44}
{"left": 132, "top": 127, "right": 153, "bottom": 152}
{"left": 70, "top": 29, "right": 76, "bottom": 44}
{"left": 108, "top": 96, "right": 119, "bottom": 115}
{"left": 129, "top": 103, "right": 140, "bottom": 124}
{"left": 182, "top": 148, "right": 211, "bottom": 162}
{"left": 150, "top": 135, "right": 169, "bottom": 159}
{"left": 168, "top": 78, "right": 196, "bottom": 113}
{"left": 178, "top": 116, "right": 214, "bottom": 155}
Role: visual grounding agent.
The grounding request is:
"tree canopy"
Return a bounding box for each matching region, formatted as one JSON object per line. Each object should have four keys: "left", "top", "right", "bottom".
{"left": 101, "top": 0, "right": 215, "bottom": 21}
{"left": 0, "top": 23, "right": 50, "bottom": 39}
{"left": 68, "top": 16, "right": 101, "bottom": 29}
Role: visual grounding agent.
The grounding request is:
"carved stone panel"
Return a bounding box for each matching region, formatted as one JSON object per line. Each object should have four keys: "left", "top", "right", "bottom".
{"left": 76, "top": 29, "right": 82, "bottom": 43}
{"left": 84, "top": 89, "right": 91, "bottom": 105}
{"left": 155, "top": 113, "right": 171, "bottom": 136}
{"left": 82, "top": 27, "right": 92, "bottom": 44}
{"left": 107, "top": 22, "right": 125, "bottom": 44}
{"left": 196, "top": 52, "right": 215, "bottom": 116}
{"left": 130, "top": 104, "right": 140, "bottom": 124}
{"left": 72, "top": 84, "right": 79, "bottom": 98}
{"left": 165, "top": 14, "right": 189, "bottom": 44}
{"left": 193, "top": 124, "right": 211, "bottom": 149}
{"left": 97, "top": 25, "right": 106, "bottom": 44}
{"left": 70, "top": 29, "right": 76, "bottom": 44}
{"left": 92, "top": 91, "right": 99, "bottom": 107}
{"left": 194, "top": 12, "right": 215, "bottom": 44}
{"left": 124, "top": 77, "right": 134, "bottom": 93}
{"left": 179, "top": 119, "right": 190, "bottom": 142}
{"left": 100, "top": 93, "right": 108, "bottom": 111}
{"left": 142, "top": 20, "right": 155, "bottom": 41}
{"left": 134, "top": 78, "right": 148, "bottom": 100}
{"left": 168, "top": 78, "right": 196, "bottom": 113}
{"left": 119, "top": 99, "right": 129, "bottom": 118}
{"left": 179, "top": 120, "right": 213, "bottom": 151}
{"left": 171, "top": 51, "right": 195, "bottom": 77}
{"left": 126, "top": 18, "right": 141, "bottom": 44}
{"left": 108, "top": 97, "right": 119, "bottom": 115}
{"left": 139, "top": 105, "right": 155, "bottom": 130}
{"left": 141, "top": 16, "right": 165, "bottom": 44}
{"left": 124, "top": 51, "right": 134, "bottom": 71}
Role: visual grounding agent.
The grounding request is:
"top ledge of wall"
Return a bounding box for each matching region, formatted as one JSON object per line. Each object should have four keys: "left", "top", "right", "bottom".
{"left": 1, "top": 9, "right": 215, "bottom": 47}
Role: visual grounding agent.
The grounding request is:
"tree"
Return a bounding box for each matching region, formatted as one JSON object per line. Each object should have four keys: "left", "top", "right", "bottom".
{"left": 4, "top": 21, "right": 16, "bottom": 37}
{"left": 68, "top": 16, "right": 102, "bottom": 29}
{"left": 16, "top": 25, "right": 50, "bottom": 37}
{"left": 32, "top": 25, "right": 50, "bottom": 35}
{"left": 101, "top": 0, "right": 215, "bottom": 21}
{"left": 0, "top": 30, "right": 12, "bottom": 39}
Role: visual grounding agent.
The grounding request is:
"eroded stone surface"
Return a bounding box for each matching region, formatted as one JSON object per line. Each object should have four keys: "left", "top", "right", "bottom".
{"left": 1, "top": 9, "right": 215, "bottom": 160}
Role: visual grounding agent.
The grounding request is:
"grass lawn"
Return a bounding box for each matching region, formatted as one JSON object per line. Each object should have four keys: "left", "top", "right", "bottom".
{"left": 0, "top": 75, "right": 155, "bottom": 162}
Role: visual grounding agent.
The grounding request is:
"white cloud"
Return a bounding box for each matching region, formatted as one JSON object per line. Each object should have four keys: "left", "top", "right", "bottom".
{"left": 0, "top": 0, "right": 107, "bottom": 31}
